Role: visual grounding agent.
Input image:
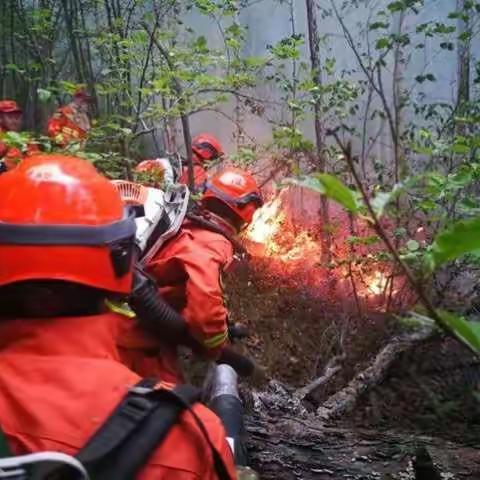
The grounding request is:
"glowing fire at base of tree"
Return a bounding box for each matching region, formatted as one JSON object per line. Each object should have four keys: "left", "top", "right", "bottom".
{"left": 244, "top": 191, "right": 404, "bottom": 308}
{"left": 363, "top": 270, "right": 391, "bottom": 296}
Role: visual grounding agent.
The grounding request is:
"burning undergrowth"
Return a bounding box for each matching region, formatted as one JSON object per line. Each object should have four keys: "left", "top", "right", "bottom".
{"left": 242, "top": 186, "right": 411, "bottom": 311}
{"left": 225, "top": 185, "right": 411, "bottom": 386}
{"left": 228, "top": 184, "right": 479, "bottom": 443}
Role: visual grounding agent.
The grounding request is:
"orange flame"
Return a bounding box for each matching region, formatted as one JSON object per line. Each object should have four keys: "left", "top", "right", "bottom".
{"left": 364, "top": 270, "right": 389, "bottom": 296}
{"left": 245, "top": 196, "right": 321, "bottom": 263}
{"left": 244, "top": 189, "right": 403, "bottom": 310}
{"left": 247, "top": 198, "right": 284, "bottom": 245}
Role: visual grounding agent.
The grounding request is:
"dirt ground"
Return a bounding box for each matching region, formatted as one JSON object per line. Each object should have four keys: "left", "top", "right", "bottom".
{"left": 225, "top": 258, "right": 480, "bottom": 468}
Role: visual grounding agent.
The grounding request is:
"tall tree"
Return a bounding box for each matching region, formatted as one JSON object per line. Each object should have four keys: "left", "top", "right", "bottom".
{"left": 305, "top": 0, "right": 331, "bottom": 263}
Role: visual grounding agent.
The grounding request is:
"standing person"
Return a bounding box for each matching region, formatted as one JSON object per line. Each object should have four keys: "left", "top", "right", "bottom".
{"left": 47, "top": 88, "right": 92, "bottom": 147}
{"left": 178, "top": 133, "right": 225, "bottom": 190}
{"left": 0, "top": 154, "right": 236, "bottom": 480}
{"left": 117, "top": 167, "right": 263, "bottom": 384}
{"left": 0, "top": 100, "right": 40, "bottom": 173}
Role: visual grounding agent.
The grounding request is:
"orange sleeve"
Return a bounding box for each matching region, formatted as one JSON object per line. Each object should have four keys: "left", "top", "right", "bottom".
{"left": 148, "top": 230, "right": 233, "bottom": 359}
{"left": 47, "top": 117, "right": 63, "bottom": 138}
{"left": 180, "top": 237, "right": 233, "bottom": 358}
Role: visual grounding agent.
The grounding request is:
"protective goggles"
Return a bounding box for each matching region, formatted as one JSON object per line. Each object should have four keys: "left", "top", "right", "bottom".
{"left": 0, "top": 207, "right": 136, "bottom": 246}
{"left": 193, "top": 142, "right": 223, "bottom": 160}
{"left": 0, "top": 207, "right": 137, "bottom": 277}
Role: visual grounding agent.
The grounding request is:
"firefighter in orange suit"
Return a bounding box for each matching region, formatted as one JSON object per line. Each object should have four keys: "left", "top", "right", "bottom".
{"left": 118, "top": 167, "right": 263, "bottom": 383}
{"left": 0, "top": 100, "right": 39, "bottom": 173}
{"left": 0, "top": 154, "right": 236, "bottom": 479}
{"left": 178, "top": 133, "right": 224, "bottom": 190}
{"left": 47, "top": 89, "right": 92, "bottom": 147}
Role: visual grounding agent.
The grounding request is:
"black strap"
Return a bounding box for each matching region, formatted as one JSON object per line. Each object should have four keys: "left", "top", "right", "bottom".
{"left": 186, "top": 208, "right": 249, "bottom": 258}
{"left": 0, "top": 208, "right": 136, "bottom": 246}
{"left": 74, "top": 379, "right": 233, "bottom": 480}
{"left": 0, "top": 427, "right": 11, "bottom": 458}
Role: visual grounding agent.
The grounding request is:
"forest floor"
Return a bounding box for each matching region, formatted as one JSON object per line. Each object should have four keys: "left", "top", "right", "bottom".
{"left": 225, "top": 259, "right": 480, "bottom": 479}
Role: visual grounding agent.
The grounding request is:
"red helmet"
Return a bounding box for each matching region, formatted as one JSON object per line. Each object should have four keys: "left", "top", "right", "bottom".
{"left": 0, "top": 155, "right": 136, "bottom": 293}
{"left": 202, "top": 167, "right": 263, "bottom": 224}
{"left": 0, "top": 100, "right": 21, "bottom": 113}
{"left": 192, "top": 133, "right": 224, "bottom": 162}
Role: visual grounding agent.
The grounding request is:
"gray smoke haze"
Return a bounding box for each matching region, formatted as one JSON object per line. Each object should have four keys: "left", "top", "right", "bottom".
{"left": 183, "top": 0, "right": 477, "bottom": 170}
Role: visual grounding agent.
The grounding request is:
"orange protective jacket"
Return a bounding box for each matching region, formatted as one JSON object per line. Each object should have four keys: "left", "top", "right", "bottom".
{"left": 0, "top": 312, "right": 236, "bottom": 479}
{"left": 47, "top": 105, "right": 89, "bottom": 146}
{"left": 117, "top": 220, "right": 234, "bottom": 383}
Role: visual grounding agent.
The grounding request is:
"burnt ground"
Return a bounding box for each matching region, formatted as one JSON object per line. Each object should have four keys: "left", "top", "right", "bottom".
{"left": 225, "top": 259, "right": 480, "bottom": 478}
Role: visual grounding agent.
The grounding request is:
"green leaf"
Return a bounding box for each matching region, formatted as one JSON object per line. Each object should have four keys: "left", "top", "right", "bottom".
{"left": 429, "top": 216, "right": 480, "bottom": 268}
{"left": 287, "top": 174, "right": 359, "bottom": 213}
{"left": 369, "top": 21, "right": 389, "bottom": 30}
{"left": 406, "top": 239, "right": 420, "bottom": 251}
{"left": 440, "top": 42, "right": 455, "bottom": 50}
{"left": 375, "top": 37, "right": 391, "bottom": 50}
{"left": 371, "top": 183, "right": 404, "bottom": 217}
{"left": 3, "top": 131, "right": 28, "bottom": 147}
{"left": 37, "top": 88, "right": 52, "bottom": 102}
{"left": 451, "top": 143, "right": 471, "bottom": 154}
{"left": 412, "top": 144, "right": 434, "bottom": 155}
{"left": 439, "top": 311, "right": 480, "bottom": 353}
{"left": 314, "top": 173, "right": 359, "bottom": 213}
{"left": 387, "top": 1, "right": 405, "bottom": 12}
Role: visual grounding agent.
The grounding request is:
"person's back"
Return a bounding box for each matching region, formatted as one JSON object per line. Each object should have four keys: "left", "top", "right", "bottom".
{"left": 0, "top": 312, "right": 234, "bottom": 479}
{"left": 47, "top": 89, "right": 92, "bottom": 147}
{"left": 0, "top": 154, "right": 236, "bottom": 479}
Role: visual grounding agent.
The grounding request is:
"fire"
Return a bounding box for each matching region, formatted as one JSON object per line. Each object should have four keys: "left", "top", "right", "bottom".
{"left": 247, "top": 197, "right": 284, "bottom": 245}
{"left": 242, "top": 186, "right": 406, "bottom": 311}
{"left": 364, "top": 270, "right": 389, "bottom": 296}
{"left": 245, "top": 196, "right": 321, "bottom": 263}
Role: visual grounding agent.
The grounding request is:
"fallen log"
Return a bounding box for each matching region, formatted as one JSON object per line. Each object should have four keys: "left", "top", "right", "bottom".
{"left": 295, "top": 354, "right": 345, "bottom": 401}
{"left": 246, "top": 413, "right": 480, "bottom": 479}
{"left": 316, "top": 327, "right": 436, "bottom": 421}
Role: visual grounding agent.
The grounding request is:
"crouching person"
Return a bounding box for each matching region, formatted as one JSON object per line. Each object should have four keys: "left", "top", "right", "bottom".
{"left": 117, "top": 167, "right": 263, "bottom": 384}
{"left": 0, "top": 154, "right": 236, "bottom": 480}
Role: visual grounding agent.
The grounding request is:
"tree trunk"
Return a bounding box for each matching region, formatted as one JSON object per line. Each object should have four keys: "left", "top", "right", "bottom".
{"left": 457, "top": 0, "right": 470, "bottom": 109}
{"left": 305, "top": 0, "right": 331, "bottom": 265}
{"left": 246, "top": 413, "right": 480, "bottom": 479}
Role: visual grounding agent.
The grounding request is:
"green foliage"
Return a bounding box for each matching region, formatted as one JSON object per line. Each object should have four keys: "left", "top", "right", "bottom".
{"left": 287, "top": 174, "right": 359, "bottom": 213}
{"left": 230, "top": 147, "right": 258, "bottom": 167}
{"left": 269, "top": 35, "right": 304, "bottom": 60}
{"left": 438, "top": 311, "right": 480, "bottom": 353}
{"left": 428, "top": 217, "right": 480, "bottom": 270}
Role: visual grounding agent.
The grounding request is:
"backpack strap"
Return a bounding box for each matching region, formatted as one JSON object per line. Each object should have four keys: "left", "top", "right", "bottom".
{"left": 74, "top": 379, "right": 233, "bottom": 480}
